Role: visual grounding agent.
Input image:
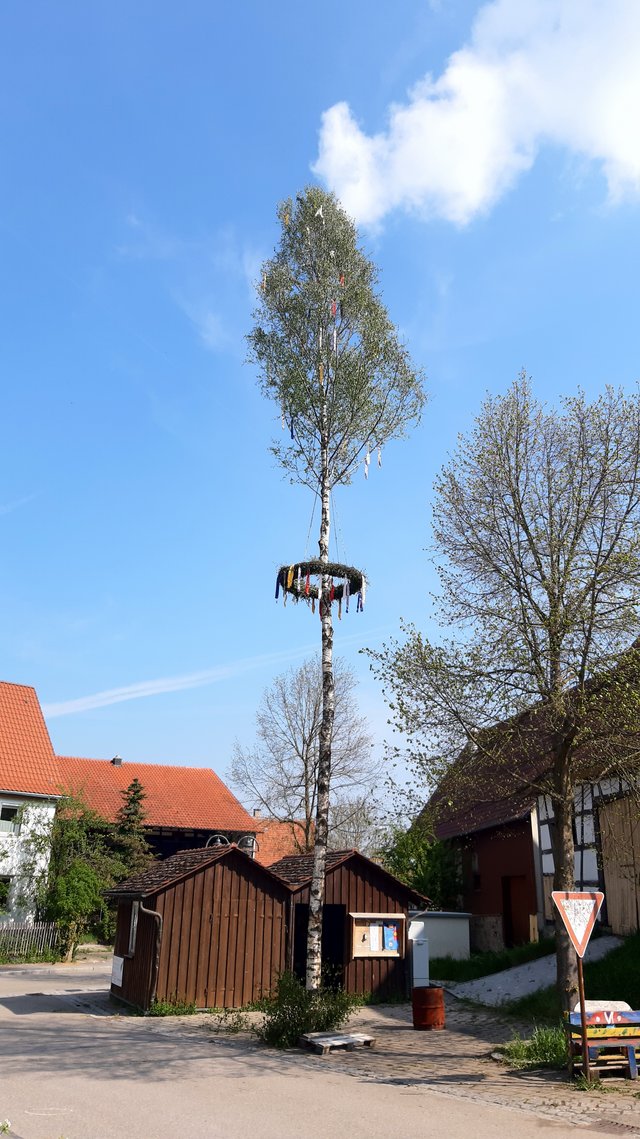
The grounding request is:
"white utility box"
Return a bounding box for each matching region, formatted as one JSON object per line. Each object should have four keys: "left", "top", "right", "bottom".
{"left": 408, "top": 919, "right": 429, "bottom": 988}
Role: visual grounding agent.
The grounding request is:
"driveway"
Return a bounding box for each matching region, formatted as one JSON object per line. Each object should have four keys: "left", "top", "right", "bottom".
{"left": 1, "top": 961, "right": 639, "bottom": 1139}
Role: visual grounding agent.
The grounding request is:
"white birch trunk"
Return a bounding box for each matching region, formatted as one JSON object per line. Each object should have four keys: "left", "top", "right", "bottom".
{"left": 305, "top": 416, "right": 335, "bottom": 990}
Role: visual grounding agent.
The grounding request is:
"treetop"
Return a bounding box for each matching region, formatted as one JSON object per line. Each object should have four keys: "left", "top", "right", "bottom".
{"left": 248, "top": 186, "right": 427, "bottom": 492}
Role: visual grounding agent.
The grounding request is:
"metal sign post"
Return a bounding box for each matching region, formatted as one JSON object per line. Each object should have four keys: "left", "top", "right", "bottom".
{"left": 552, "top": 890, "right": 605, "bottom": 1081}
{"left": 576, "top": 954, "right": 590, "bottom": 1080}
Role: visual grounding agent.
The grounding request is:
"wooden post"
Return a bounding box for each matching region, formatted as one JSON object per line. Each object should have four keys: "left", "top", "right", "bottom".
{"left": 577, "top": 954, "right": 590, "bottom": 1081}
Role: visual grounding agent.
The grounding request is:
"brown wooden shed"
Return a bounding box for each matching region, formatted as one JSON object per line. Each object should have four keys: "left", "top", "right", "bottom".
{"left": 107, "top": 845, "right": 291, "bottom": 1011}
{"left": 270, "top": 849, "right": 427, "bottom": 1000}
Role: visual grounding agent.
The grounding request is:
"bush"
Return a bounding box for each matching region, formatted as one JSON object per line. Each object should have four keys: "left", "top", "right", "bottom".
{"left": 257, "top": 971, "right": 357, "bottom": 1050}
{"left": 501, "top": 1024, "right": 568, "bottom": 1069}
{"left": 148, "top": 997, "right": 197, "bottom": 1016}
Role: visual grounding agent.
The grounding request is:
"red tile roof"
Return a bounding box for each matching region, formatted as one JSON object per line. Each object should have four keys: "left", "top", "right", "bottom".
{"left": 55, "top": 755, "right": 257, "bottom": 832}
{"left": 0, "top": 682, "right": 60, "bottom": 798}
{"left": 254, "top": 818, "right": 309, "bottom": 866}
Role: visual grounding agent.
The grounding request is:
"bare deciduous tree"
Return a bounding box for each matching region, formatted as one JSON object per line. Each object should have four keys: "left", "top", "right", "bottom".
{"left": 369, "top": 376, "right": 640, "bottom": 1008}
{"left": 230, "top": 657, "right": 378, "bottom": 853}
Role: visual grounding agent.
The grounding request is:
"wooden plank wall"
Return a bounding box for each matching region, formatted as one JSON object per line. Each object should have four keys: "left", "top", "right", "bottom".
{"left": 153, "top": 855, "right": 288, "bottom": 1008}
{"left": 599, "top": 797, "right": 640, "bottom": 935}
{"left": 112, "top": 902, "right": 158, "bottom": 1010}
{"left": 294, "top": 859, "right": 413, "bottom": 999}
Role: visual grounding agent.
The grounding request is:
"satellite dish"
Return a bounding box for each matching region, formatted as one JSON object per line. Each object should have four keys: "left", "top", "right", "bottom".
{"left": 205, "top": 834, "right": 230, "bottom": 848}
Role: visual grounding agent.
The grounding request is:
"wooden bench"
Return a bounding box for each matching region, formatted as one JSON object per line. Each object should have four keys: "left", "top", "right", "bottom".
{"left": 566, "top": 1002, "right": 640, "bottom": 1079}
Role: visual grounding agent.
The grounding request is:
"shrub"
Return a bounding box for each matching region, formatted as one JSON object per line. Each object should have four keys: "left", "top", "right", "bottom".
{"left": 257, "top": 971, "right": 357, "bottom": 1050}
{"left": 501, "top": 1024, "right": 568, "bottom": 1069}
{"left": 148, "top": 997, "right": 197, "bottom": 1016}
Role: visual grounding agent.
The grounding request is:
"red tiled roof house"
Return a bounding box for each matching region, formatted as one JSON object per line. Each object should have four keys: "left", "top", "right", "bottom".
{"left": 0, "top": 682, "right": 62, "bottom": 921}
{"left": 55, "top": 754, "right": 258, "bottom": 861}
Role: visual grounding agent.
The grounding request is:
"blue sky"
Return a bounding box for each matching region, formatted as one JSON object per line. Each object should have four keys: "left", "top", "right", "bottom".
{"left": 2, "top": 1, "right": 640, "bottom": 800}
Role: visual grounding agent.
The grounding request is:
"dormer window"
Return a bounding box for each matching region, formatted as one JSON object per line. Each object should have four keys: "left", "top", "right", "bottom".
{"left": 0, "top": 806, "right": 19, "bottom": 834}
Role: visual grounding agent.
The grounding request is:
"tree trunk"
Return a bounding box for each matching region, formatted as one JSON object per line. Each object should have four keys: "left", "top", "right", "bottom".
{"left": 552, "top": 784, "right": 579, "bottom": 1012}
{"left": 306, "top": 426, "right": 335, "bottom": 990}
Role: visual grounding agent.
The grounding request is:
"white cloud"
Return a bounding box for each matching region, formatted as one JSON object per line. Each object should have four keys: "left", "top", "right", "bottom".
{"left": 0, "top": 493, "right": 36, "bottom": 516}
{"left": 116, "top": 215, "right": 263, "bottom": 353}
{"left": 42, "top": 626, "right": 390, "bottom": 717}
{"left": 314, "top": 0, "right": 640, "bottom": 226}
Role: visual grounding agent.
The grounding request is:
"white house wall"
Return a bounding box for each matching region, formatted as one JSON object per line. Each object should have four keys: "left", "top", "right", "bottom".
{"left": 0, "top": 796, "right": 56, "bottom": 922}
{"left": 536, "top": 778, "right": 639, "bottom": 932}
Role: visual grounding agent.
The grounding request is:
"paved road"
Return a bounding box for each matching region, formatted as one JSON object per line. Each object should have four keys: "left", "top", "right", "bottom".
{"left": 0, "top": 961, "right": 638, "bottom": 1139}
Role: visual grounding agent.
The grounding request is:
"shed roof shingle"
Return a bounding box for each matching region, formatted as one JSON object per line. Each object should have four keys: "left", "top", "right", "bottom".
{"left": 106, "top": 846, "right": 230, "bottom": 898}
{"left": 269, "top": 849, "right": 353, "bottom": 884}
{"left": 106, "top": 844, "right": 292, "bottom": 899}
{"left": 0, "top": 682, "right": 60, "bottom": 798}
{"left": 269, "top": 849, "right": 429, "bottom": 906}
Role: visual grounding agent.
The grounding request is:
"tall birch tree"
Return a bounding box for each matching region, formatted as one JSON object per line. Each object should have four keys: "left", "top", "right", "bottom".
{"left": 368, "top": 376, "right": 640, "bottom": 1008}
{"left": 249, "top": 186, "right": 426, "bottom": 988}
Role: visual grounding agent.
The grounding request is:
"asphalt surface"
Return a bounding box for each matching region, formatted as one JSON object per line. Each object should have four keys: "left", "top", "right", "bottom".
{"left": 1, "top": 957, "right": 639, "bottom": 1139}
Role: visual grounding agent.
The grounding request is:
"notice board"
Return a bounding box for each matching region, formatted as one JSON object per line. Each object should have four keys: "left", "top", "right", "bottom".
{"left": 350, "top": 913, "right": 404, "bottom": 958}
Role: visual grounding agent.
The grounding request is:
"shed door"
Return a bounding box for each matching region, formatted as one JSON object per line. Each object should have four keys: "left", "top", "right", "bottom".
{"left": 501, "top": 875, "right": 529, "bottom": 947}
{"left": 292, "top": 903, "right": 346, "bottom": 986}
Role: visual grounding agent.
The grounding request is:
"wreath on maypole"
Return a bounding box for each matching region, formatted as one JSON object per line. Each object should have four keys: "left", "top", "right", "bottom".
{"left": 275, "top": 559, "right": 367, "bottom": 615}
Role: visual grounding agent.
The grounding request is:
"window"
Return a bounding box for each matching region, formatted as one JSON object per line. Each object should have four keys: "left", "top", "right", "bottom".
{"left": 128, "top": 901, "right": 140, "bottom": 955}
{"left": 0, "top": 877, "right": 11, "bottom": 913}
{"left": 0, "top": 806, "right": 19, "bottom": 835}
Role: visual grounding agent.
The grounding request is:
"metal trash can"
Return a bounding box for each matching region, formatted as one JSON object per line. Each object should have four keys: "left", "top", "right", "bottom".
{"left": 411, "top": 985, "right": 445, "bottom": 1030}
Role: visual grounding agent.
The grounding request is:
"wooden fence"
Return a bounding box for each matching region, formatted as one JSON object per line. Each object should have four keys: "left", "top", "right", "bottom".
{"left": 0, "top": 920, "right": 60, "bottom": 958}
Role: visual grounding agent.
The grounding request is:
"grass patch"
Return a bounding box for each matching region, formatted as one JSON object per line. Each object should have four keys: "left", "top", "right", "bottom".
{"left": 0, "top": 948, "right": 61, "bottom": 965}
{"left": 206, "top": 1007, "right": 254, "bottom": 1033}
{"left": 500, "top": 1024, "right": 568, "bottom": 1069}
{"left": 430, "top": 937, "right": 555, "bottom": 983}
{"left": 148, "top": 997, "right": 197, "bottom": 1016}
{"left": 503, "top": 931, "right": 640, "bottom": 1024}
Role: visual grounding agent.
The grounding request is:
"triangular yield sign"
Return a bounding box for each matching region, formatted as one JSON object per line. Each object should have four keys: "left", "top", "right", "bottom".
{"left": 552, "top": 891, "right": 604, "bottom": 957}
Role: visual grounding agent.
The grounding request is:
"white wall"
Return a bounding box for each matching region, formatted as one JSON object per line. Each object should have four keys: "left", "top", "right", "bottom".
{"left": 0, "top": 796, "right": 56, "bottom": 922}
{"left": 411, "top": 911, "right": 471, "bottom": 960}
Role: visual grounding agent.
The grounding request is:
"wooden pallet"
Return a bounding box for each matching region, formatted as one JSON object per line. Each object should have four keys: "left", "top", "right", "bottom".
{"left": 299, "top": 1031, "right": 376, "bottom": 1056}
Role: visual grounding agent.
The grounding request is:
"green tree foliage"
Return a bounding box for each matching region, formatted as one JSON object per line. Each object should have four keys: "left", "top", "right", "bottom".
{"left": 113, "top": 778, "right": 154, "bottom": 877}
{"left": 23, "top": 786, "right": 154, "bottom": 955}
{"left": 116, "top": 777, "right": 147, "bottom": 829}
{"left": 368, "top": 377, "right": 640, "bottom": 1008}
{"left": 249, "top": 185, "right": 426, "bottom": 987}
{"left": 378, "top": 826, "right": 461, "bottom": 911}
{"left": 249, "top": 187, "right": 426, "bottom": 494}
